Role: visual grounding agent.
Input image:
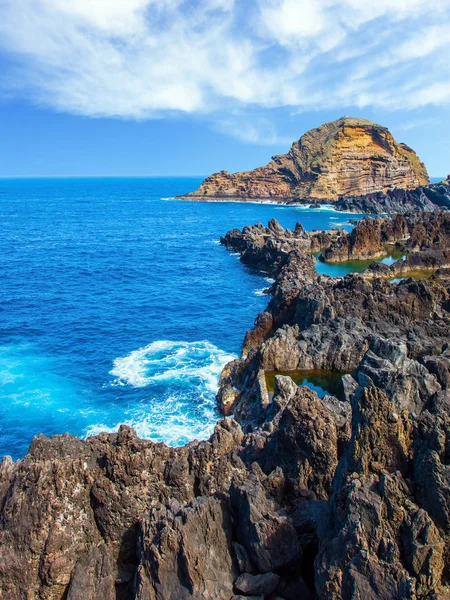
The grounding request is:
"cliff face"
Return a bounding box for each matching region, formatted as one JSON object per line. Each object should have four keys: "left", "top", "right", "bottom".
{"left": 183, "top": 117, "right": 429, "bottom": 201}
{"left": 334, "top": 175, "right": 450, "bottom": 213}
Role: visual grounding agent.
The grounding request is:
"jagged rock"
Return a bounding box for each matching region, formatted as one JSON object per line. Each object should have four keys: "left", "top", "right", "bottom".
{"left": 413, "top": 410, "right": 450, "bottom": 532}
{"left": 323, "top": 211, "right": 450, "bottom": 263}
{"left": 233, "top": 542, "right": 256, "bottom": 575}
{"left": 402, "top": 508, "right": 445, "bottom": 594}
{"left": 339, "top": 373, "right": 359, "bottom": 403}
{"left": 259, "top": 387, "right": 341, "bottom": 500}
{"left": 322, "top": 214, "right": 406, "bottom": 262}
{"left": 234, "top": 572, "right": 280, "bottom": 596}
{"left": 219, "top": 245, "right": 450, "bottom": 424}
{"left": 182, "top": 117, "right": 428, "bottom": 202}
{"left": 137, "top": 496, "right": 236, "bottom": 600}
{"left": 1, "top": 209, "right": 450, "bottom": 600}
{"left": 291, "top": 500, "right": 329, "bottom": 551}
{"left": 66, "top": 545, "right": 116, "bottom": 600}
{"left": 354, "top": 338, "right": 441, "bottom": 413}
{"left": 220, "top": 219, "right": 336, "bottom": 275}
{"left": 0, "top": 421, "right": 247, "bottom": 600}
{"left": 230, "top": 474, "right": 302, "bottom": 573}
{"left": 335, "top": 177, "right": 450, "bottom": 213}
{"left": 316, "top": 386, "right": 445, "bottom": 600}
{"left": 363, "top": 248, "right": 450, "bottom": 280}
{"left": 243, "top": 312, "right": 274, "bottom": 356}
{"left": 423, "top": 349, "right": 450, "bottom": 389}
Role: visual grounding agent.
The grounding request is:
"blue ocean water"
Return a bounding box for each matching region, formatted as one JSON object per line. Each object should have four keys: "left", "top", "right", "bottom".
{"left": 0, "top": 177, "right": 366, "bottom": 459}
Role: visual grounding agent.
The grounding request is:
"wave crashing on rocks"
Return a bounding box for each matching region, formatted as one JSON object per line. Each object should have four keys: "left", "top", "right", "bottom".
{"left": 84, "top": 340, "right": 236, "bottom": 445}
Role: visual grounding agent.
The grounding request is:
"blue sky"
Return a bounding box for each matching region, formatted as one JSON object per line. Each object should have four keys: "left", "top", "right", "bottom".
{"left": 0, "top": 0, "right": 449, "bottom": 178}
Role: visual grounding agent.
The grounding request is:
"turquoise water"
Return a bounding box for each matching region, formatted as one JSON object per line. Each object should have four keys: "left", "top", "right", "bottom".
{"left": 314, "top": 251, "right": 403, "bottom": 277}
{"left": 0, "top": 178, "right": 366, "bottom": 459}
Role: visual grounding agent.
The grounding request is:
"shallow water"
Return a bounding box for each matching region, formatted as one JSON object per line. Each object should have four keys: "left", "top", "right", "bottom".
{"left": 265, "top": 369, "right": 345, "bottom": 399}
{"left": 0, "top": 177, "right": 367, "bottom": 459}
{"left": 314, "top": 245, "right": 405, "bottom": 278}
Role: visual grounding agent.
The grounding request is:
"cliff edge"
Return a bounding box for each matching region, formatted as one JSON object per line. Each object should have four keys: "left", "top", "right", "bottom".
{"left": 182, "top": 117, "right": 429, "bottom": 202}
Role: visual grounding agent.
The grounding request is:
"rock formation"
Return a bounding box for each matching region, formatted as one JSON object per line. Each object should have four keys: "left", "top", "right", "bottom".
{"left": 321, "top": 211, "right": 450, "bottom": 262}
{"left": 221, "top": 211, "right": 450, "bottom": 266}
{"left": 220, "top": 218, "right": 339, "bottom": 274}
{"left": 181, "top": 117, "right": 428, "bottom": 202}
{"left": 334, "top": 176, "right": 450, "bottom": 213}
{"left": 1, "top": 212, "right": 450, "bottom": 599}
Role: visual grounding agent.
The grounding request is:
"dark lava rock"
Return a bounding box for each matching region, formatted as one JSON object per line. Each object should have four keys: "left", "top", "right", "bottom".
{"left": 234, "top": 571, "right": 280, "bottom": 595}
{"left": 334, "top": 178, "right": 450, "bottom": 214}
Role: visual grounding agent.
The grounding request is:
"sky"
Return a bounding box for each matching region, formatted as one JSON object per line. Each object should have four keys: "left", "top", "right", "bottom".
{"left": 0, "top": 0, "right": 449, "bottom": 178}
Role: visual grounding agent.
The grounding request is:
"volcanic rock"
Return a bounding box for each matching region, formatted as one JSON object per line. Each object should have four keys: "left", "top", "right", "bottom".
{"left": 335, "top": 176, "right": 450, "bottom": 213}
{"left": 234, "top": 571, "right": 279, "bottom": 596}
{"left": 182, "top": 117, "right": 428, "bottom": 202}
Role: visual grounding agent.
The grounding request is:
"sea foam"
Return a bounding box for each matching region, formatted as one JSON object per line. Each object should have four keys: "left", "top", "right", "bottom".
{"left": 110, "top": 339, "right": 236, "bottom": 391}
{"left": 84, "top": 340, "right": 238, "bottom": 446}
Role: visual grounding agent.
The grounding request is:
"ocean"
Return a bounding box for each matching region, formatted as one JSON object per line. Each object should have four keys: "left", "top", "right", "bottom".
{"left": 0, "top": 177, "right": 367, "bottom": 459}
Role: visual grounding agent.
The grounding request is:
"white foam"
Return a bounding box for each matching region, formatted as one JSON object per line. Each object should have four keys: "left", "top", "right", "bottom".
{"left": 291, "top": 203, "right": 336, "bottom": 211}
{"left": 84, "top": 398, "right": 218, "bottom": 446}
{"left": 87, "top": 340, "right": 239, "bottom": 446}
{"left": 110, "top": 340, "right": 236, "bottom": 391}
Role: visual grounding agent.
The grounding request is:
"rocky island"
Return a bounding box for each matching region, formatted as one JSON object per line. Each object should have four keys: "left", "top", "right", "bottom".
{"left": 1, "top": 208, "right": 450, "bottom": 599}
{"left": 181, "top": 117, "right": 429, "bottom": 204}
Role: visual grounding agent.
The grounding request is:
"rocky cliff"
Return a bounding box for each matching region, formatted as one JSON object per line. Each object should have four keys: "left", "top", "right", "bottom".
{"left": 1, "top": 213, "right": 450, "bottom": 600}
{"left": 321, "top": 211, "right": 450, "bottom": 262}
{"left": 334, "top": 176, "right": 450, "bottom": 213}
{"left": 182, "top": 117, "right": 429, "bottom": 202}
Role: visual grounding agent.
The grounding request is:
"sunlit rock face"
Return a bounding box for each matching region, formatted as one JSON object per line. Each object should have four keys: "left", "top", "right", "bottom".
{"left": 183, "top": 117, "right": 429, "bottom": 202}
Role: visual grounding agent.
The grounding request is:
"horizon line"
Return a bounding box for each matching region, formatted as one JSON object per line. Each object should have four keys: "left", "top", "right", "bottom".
{"left": 0, "top": 174, "right": 446, "bottom": 180}
{"left": 0, "top": 174, "right": 208, "bottom": 180}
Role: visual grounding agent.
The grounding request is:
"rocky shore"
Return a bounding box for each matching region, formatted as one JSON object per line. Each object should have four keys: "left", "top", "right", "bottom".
{"left": 1, "top": 213, "right": 450, "bottom": 599}
{"left": 334, "top": 176, "right": 450, "bottom": 214}
{"left": 221, "top": 211, "right": 450, "bottom": 266}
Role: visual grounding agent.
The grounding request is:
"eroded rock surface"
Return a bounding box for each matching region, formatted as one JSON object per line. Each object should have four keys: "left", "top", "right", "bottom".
{"left": 334, "top": 176, "right": 450, "bottom": 213}
{"left": 181, "top": 117, "right": 428, "bottom": 202}
{"left": 322, "top": 211, "right": 450, "bottom": 263}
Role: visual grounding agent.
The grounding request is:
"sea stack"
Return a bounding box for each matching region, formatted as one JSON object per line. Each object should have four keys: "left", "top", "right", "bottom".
{"left": 182, "top": 116, "right": 429, "bottom": 202}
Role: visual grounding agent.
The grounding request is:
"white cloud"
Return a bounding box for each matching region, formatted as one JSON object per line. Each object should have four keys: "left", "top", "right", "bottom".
{"left": 0, "top": 0, "right": 449, "bottom": 131}
{"left": 394, "top": 117, "right": 441, "bottom": 132}
{"left": 259, "top": 0, "right": 326, "bottom": 43}
{"left": 215, "top": 114, "right": 293, "bottom": 145}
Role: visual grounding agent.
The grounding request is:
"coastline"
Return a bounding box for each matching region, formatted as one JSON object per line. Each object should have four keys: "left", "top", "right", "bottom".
{"left": 1, "top": 208, "right": 449, "bottom": 598}
{"left": 178, "top": 176, "right": 450, "bottom": 214}
{"left": 175, "top": 195, "right": 377, "bottom": 215}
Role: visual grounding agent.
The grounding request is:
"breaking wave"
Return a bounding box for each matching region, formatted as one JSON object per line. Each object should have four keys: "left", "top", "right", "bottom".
{"left": 83, "top": 341, "right": 237, "bottom": 446}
